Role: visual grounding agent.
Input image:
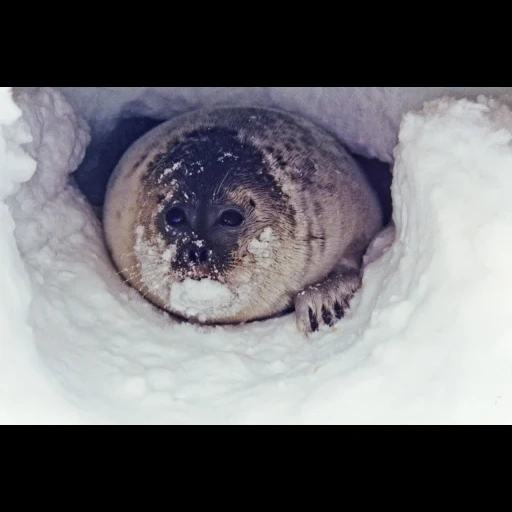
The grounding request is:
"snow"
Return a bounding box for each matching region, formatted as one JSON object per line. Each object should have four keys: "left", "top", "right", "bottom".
{"left": 247, "top": 227, "right": 280, "bottom": 264}
{"left": 0, "top": 88, "right": 93, "bottom": 423}
{"left": 169, "top": 278, "right": 238, "bottom": 322}
{"left": 2, "top": 86, "right": 512, "bottom": 424}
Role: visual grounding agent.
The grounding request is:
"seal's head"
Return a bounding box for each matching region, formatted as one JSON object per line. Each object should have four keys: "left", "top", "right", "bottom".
{"left": 110, "top": 123, "right": 304, "bottom": 324}
{"left": 105, "top": 106, "right": 384, "bottom": 331}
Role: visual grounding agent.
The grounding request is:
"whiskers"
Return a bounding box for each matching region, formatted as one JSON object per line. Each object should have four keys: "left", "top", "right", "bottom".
{"left": 112, "top": 247, "right": 172, "bottom": 304}
{"left": 212, "top": 169, "right": 233, "bottom": 201}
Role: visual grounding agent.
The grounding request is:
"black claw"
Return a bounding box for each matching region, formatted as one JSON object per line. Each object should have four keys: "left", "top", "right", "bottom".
{"left": 308, "top": 307, "right": 319, "bottom": 332}
{"left": 321, "top": 305, "right": 333, "bottom": 326}
{"left": 334, "top": 300, "right": 344, "bottom": 319}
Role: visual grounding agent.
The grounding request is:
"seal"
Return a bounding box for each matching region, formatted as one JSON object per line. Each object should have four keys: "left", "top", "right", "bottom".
{"left": 103, "top": 106, "right": 384, "bottom": 333}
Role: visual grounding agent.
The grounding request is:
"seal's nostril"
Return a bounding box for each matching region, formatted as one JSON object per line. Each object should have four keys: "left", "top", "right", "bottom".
{"left": 188, "top": 248, "right": 198, "bottom": 263}
{"left": 188, "top": 247, "right": 209, "bottom": 265}
{"left": 199, "top": 249, "right": 209, "bottom": 264}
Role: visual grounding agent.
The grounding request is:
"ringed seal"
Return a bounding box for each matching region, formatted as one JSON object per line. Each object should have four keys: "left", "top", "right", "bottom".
{"left": 103, "top": 106, "right": 384, "bottom": 333}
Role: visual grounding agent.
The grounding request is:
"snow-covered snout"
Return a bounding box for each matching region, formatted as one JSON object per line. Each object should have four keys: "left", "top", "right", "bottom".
{"left": 158, "top": 196, "right": 253, "bottom": 282}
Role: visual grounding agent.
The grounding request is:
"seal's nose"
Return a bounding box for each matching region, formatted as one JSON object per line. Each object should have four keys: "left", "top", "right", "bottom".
{"left": 187, "top": 245, "right": 210, "bottom": 265}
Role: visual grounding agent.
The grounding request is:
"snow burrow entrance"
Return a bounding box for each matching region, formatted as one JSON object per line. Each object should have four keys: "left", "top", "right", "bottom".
{"left": 2, "top": 86, "right": 512, "bottom": 424}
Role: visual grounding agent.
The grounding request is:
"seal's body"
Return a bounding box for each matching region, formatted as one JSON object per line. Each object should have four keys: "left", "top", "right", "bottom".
{"left": 103, "top": 106, "right": 383, "bottom": 333}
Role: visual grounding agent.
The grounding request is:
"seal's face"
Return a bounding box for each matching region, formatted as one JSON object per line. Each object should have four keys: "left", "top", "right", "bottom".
{"left": 131, "top": 126, "right": 296, "bottom": 323}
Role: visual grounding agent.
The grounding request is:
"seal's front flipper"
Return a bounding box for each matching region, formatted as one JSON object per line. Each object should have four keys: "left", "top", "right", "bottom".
{"left": 294, "top": 269, "right": 362, "bottom": 334}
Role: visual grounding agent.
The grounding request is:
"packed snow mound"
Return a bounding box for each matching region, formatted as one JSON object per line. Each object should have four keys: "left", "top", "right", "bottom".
{"left": 0, "top": 88, "right": 95, "bottom": 423}
{"left": 2, "top": 86, "right": 512, "bottom": 424}
{"left": 169, "top": 278, "right": 239, "bottom": 322}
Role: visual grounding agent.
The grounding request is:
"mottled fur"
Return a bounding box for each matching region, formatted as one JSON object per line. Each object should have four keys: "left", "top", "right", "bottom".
{"left": 103, "top": 106, "right": 383, "bottom": 332}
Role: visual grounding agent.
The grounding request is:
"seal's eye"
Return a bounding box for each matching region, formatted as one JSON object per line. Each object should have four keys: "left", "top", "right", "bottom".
{"left": 166, "top": 207, "right": 186, "bottom": 226}
{"left": 220, "top": 209, "right": 244, "bottom": 227}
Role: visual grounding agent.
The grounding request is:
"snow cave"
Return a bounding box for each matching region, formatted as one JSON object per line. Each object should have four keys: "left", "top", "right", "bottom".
{"left": 1, "top": 86, "right": 511, "bottom": 424}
